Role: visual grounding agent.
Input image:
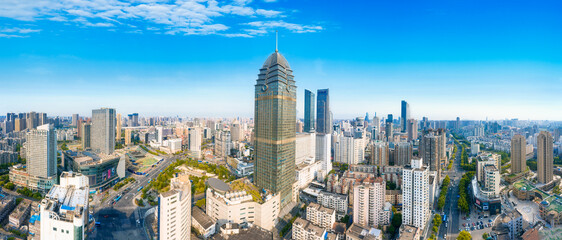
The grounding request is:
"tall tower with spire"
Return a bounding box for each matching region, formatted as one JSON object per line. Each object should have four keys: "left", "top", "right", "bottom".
{"left": 254, "top": 43, "right": 297, "bottom": 208}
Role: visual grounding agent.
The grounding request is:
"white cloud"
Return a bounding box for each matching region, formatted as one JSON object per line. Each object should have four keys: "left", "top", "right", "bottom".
{"left": 0, "top": 0, "right": 322, "bottom": 37}
{"left": 0, "top": 33, "right": 26, "bottom": 38}
{"left": 1, "top": 27, "right": 41, "bottom": 33}
{"left": 246, "top": 20, "right": 322, "bottom": 33}
{"left": 263, "top": 0, "right": 277, "bottom": 2}
{"left": 256, "top": 9, "right": 282, "bottom": 18}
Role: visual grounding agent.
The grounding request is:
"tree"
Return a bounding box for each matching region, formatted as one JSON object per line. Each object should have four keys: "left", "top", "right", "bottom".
{"left": 457, "top": 230, "right": 472, "bottom": 240}
{"left": 482, "top": 232, "right": 489, "bottom": 239}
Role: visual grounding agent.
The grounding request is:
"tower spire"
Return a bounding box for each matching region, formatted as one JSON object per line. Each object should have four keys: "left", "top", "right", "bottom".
{"left": 275, "top": 30, "right": 278, "bottom": 52}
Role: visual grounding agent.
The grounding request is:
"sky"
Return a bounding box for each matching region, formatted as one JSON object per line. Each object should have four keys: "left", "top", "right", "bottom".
{"left": 1, "top": 0, "right": 561, "bottom": 120}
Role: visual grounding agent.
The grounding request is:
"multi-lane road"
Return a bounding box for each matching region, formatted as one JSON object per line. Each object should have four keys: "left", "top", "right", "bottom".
{"left": 438, "top": 141, "right": 465, "bottom": 240}
{"left": 89, "top": 153, "right": 181, "bottom": 240}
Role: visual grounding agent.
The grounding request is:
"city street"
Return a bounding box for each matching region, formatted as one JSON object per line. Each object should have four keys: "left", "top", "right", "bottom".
{"left": 89, "top": 154, "right": 179, "bottom": 240}
{"left": 438, "top": 141, "right": 464, "bottom": 240}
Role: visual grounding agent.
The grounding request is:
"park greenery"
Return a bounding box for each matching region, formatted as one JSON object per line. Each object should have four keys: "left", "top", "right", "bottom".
{"left": 458, "top": 172, "right": 474, "bottom": 214}
{"left": 195, "top": 198, "right": 206, "bottom": 208}
{"left": 139, "top": 145, "right": 160, "bottom": 156}
{"left": 460, "top": 144, "right": 476, "bottom": 171}
{"left": 527, "top": 159, "right": 537, "bottom": 171}
{"left": 387, "top": 213, "right": 402, "bottom": 238}
{"left": 17, "top": 187, "right": 42, "bottom": 200}
{"left": 438, "top": 175, "right": 451, "bottom": 210}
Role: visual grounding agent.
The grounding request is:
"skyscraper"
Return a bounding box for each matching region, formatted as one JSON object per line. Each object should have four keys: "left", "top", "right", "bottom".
{"left": 401, "top": 100, "right": 410, "bottom": 133}
{"left": 81, "top": 122, "right": 91, "bottom": 150}
{"left": 254, "top": 49, "right": 296, "bottom": 208}
{"left": 402, "top": 158, "right": 430, "bottom": 229}
{"left": 116, "top": 113, "right": 122, "bottom": 142}
{"left": 353, "top": 178, "right": 389, "bottom": 227}
{"left": 316, "top": 89, "right": 331, "bottom": 134}
{"left": 26, "top": 124, "right": 57, "bottom": 179}
{"left": 188, "top": 127, "right": 202, "bottom": 158}
{"left": 304, "top": 89, "right": 315, "bottom": 133}
{"left": 421, "top": 132, "right": 439, "bottom": 178}
{"left": 407, "top": 119, "right": 418, "bottom": 141}
{"left": 91, "top": 108, "right": 116, "bottom": 155}
{"left": 537, "top": 131, "right": 553, "bottom": 184}
{"left": 72, "top": 114, "right": 79, "bottom": 126}
{"left": 510, "top": 134, "right": 526, "bottom": 174}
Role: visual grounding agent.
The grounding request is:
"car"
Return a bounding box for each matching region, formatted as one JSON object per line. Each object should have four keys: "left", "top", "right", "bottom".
{"left": 488, "top": 219, "right": 493, "bottom": 223}
{"left": 462, "top": 223, "right": 466, "bottom": 227}
{"left": 484, "top": 215, "right": 489, "bottom": 218}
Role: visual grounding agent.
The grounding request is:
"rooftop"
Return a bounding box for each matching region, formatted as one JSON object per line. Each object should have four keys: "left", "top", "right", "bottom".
{"left": 213, "top": 225, "right": 273, "bottom": 240}
{"left": 42, "top": 172, "right": 88, "bottom": 222}
{"left": 346, "top": 223, "right": 382, "bottom": 240}
{"left": 308, "top": 202, "right": 335, "bottom": 215}
{"left": 397, "top": 225, "right": 419, "bottom": 240}
{"left": 294, "top": 217, "right": 325, "bottom": 238}
{"left": 10, "top": 199, "right": 32, "bottom": 220}
{"left": 66, "top": 150, "right": 120, "bottom": 166}
{"left": 207, "top": 178, "right": 231, "bottom": 192}
{"left": 192, "top": 206, "right": 215, "bottom": 230}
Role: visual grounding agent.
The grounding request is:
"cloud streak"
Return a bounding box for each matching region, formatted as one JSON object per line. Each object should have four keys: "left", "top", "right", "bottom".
{"left": 0, "top": 0, "right": 322, "bottom": 37}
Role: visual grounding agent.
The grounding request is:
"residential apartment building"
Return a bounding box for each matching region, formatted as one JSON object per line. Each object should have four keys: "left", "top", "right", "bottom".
{"left": 158, "top": 174, "right": 191, "bottom": 240}
{"left": 402, "top": 158, "right": 430, "bottom": 229}
{"left": 306, "top": 202, "right": 336, "bottom": 229}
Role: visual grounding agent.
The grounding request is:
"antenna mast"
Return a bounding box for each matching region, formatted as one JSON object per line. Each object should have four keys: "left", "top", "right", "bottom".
{"left": 275, "top": 30, "right": 278, "bottom": 52}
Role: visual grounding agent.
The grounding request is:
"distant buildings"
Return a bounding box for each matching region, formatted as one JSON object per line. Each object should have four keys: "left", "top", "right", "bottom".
{"left": 401, "top": 100, "right": 409, "bottom": 133}
{"left": 370, "top": 141, "right": 389, "bottom": 167}
{"left": 158, "top": 174, "right": 191, "bottom": 240}
{"left": 40, "top": 172, "right": 89, "bottom": 240}
{"left": 188, "top": 127, "right": 202, "bottom": 158}
{"left": 406, "top": 119, "right": 417, "bottom": 141}
{"left": 402, "top": 158, "right": 430, "bottom": 229}
{"left": 511, "top": 134, "right": 526, "bottom": 174}
{"left": 394, "top": 142, "right": 413, "bottom": 166}
{"left": 81, "top": 122, "right": 91, "bottom": 150}
{"left": 537, "top": 131, "right": 553, "bottom": 184}
{"left": 334, "top": 134, "right": 365, "bottom": 165}
{"left": 91, "top": 108, "right": 116, "bottom": 155}
{"left": 214, "top": 131, "right": 233, "bottom": 158}
{"left": 304, "top": 89, "right": 315, "bottom": 133}
{"left": 316, "top": 133, "right": 332, "bottom": 179}
{"left": 115, "top": 113, "right": 122, "bottom": 142}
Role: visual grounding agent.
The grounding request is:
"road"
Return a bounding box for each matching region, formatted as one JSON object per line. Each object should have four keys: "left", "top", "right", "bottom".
{"left": 438, "top": 140, "right": 465, "bottom": 240}
{"left": 89, "top": 153, "right": 180, "bottom": 240}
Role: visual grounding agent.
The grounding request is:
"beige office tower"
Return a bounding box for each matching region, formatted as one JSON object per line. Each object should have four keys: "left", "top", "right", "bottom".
{"left": 116, "top": 113, "right": 122, "bottom": 142}
{"left": 510, "top": 134, "right": 526, "bottom": 174}
{"left": 537, "top": 131, "right": 553, "bottom": 184}
{"left": 407, "top": 119, "right": 418, "bottom": 141}
{"left": 158, "top": 174, "right": 191, "bottom": 240}
{"left": 91, "top": 108, "right": 116, "bottom": 155}
{"left": 26, "top": 124, "right": 57, "bottom": 179}
{"left": 125, "top": 129, "right": 132, "bottom": 146}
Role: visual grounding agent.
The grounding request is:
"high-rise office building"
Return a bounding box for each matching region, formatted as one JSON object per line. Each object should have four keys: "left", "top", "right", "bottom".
{"left": 128, "top": 113, "right": 139, "bottom": 127}
{"left": 537, "top": 131, "right": 553, "bottom": 184}
{"left": 401, "top": 100, "right": 410, "bottom": 133}
{"left": 26, "top": 124, "right": 57, "bottom": 179}
{"left": 402, "top": 158, "right": 430, "bottom": 229}
{"left": 316, "top": 89, "right": 331, "bottom": 134}
{"left": 316, "top": 133, "right": 332, "bottom": 179}
{"left": 116, "top": 113, "right": 122, "bottom": 142}
{"left": 27, "top": 111, "right": 38, "bottom": 130}
{"left": 124, "top": 129, "right": 132, "bottom": 146}
{"left": 189, "top": 127, "right": 202, "bottom": 158}
{"left": 511, "top": 134, "right": 526, "bottom": 174}
{"left": 304, "top": 89, "right": 315, "bottom": 133}
{"left": 91, "top": 108, "right": 116, "bottom": 155}
{"left": 72, "top": 114, "right": 79, "bottom": 126}
{"left": 254, "top": 49, "right": 296, "bottom": 208}
{"left": 81, "top": 123, "right": 91, "bottom": 150}
{"left": 158, "top": 174, "right": 191, "bottom": 240}
{"left": 40, "top": 172, "right": 89, "bottom": 240}
{"left": 385, "top": 122, "right": 393, "bottom": 141}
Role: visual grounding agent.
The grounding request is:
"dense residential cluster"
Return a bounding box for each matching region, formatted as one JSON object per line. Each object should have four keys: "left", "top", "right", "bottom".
{"left": 0, "top": 48, "right": 561, "bottom": 240}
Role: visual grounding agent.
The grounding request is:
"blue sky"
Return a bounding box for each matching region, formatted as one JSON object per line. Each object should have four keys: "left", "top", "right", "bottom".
{"left": 1, "top": 0, "right": 561, "bottom": 120}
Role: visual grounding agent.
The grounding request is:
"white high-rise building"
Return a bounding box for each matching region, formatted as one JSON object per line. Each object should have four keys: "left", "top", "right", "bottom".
{"left": 188, "top": 127, "right": 202, "bottom": 158}
{"left": 27, "top": 124, "right": 57, "bottom": 179}
{"left": 230, "top": 120, "right": 243, "bottom": 141}
{"left": 471, "top": 141, "right": 480, "bottom": 156}
{"left": 353, "top": 178, "right": 390, "bottom": 227}
{"left": 156, "top": 126, "right": 164, "bottom": 144}
{"left": 295, "top": 132, "right": 316, "bottom": 165}
{"left": 40, "top": 172, "right": 89, "bottom": 240}
{"left": 158, "top": 174, "right": 191, "bottom": 240}
{"left": 334, "top": 134, "right": 365, "bottom": 165}
{"left": 402, "top": 158, "right": 430, "bottom": 229}
{"left": 316, "top": 133, "right": 332, "bottom": 179}
{"left": 91, "top": 108, "right": 116, "bottom": 154}
{"left": 306, "top": 202, "right": 336, "bottom": 229}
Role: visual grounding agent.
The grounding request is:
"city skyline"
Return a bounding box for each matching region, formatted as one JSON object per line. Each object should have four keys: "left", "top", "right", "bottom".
{"left": 1, "top": 1, "right": 562, "bottom": 120}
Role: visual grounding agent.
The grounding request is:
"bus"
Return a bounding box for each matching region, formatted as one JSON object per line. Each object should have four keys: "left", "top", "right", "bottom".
{"left": 443, "top": 214, "right": 447, "bottom": 222}
{"left": 137, "top": 186, "right": 144, "bottom": 192}
{"left": 114, "top": 195, "right": 122, "bottom": 202}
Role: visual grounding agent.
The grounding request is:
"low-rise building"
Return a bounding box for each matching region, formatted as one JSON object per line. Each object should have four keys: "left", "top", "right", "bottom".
{"left": 396, "top": 225, "right": 420, "bottom": 240}
{"left": 292, "top": 217, "right": 326, "bottom": 240}
{"left": 345, "top": 223, "right": 382, "bottom": 240}
{"left": 0, "top": 194, "right": 16, "bottom": 224}
{"left": 9, "top": 164, "right": 57, "bottom": 192}
{"left": 317, "top": 191, "right": 348, "bottom": 219}
{"left": 206, "top": 178, "right": 280, "bottom": 231}
{"left": 212, "top": 223, "right": 273, "bottom": 240}
{"left": 295, "top": 158, "right": 321, "bottom": 189}
{"left": 306, "top": 202, "right": 336, "bottom": 229}
{"left": 9, "top": 198, "right": 32, "bottom": 228}
{"left": 63, "top": 150, "right": 126, "bottom": 191}
{"left": 192, "top": 206, "right": 216, "bottom": 239}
